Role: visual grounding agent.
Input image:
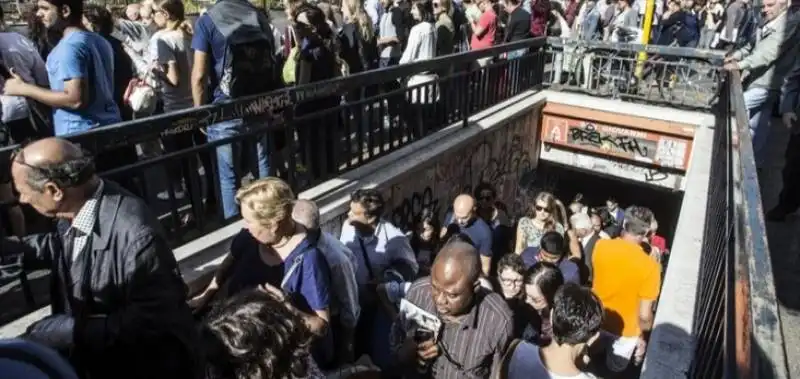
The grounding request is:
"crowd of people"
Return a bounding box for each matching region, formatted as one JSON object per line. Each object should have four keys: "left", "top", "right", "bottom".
{"left": 0, "top": 0, "right": 795, "bottom": 227}
{"left": 0, "top": 135, "right": 672, "bottom": 379}
{"left": 0, "top": 0, "right": 799, "bottom": 377}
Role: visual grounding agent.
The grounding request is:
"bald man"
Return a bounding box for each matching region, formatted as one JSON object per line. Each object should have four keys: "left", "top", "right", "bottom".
{"left": 3, "top": 138, "right": 200, "bottom": 379}
{"left": 442, "top": 194, "right": 494, "bottom": 275}
{"left": 292, "top": 199, "right": 360, "bottom": 364}
{"left": 390, "top": 241, "right": 513, "bottom": 379}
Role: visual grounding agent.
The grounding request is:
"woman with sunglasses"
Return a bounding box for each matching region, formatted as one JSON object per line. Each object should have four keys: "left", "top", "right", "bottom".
{"left": 514, "top": 191, "right": 568, "bottom": 255}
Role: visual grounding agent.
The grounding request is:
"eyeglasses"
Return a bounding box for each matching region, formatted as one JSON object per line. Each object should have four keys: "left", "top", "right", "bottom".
{"left": 500, "top": 277, "right": 523, "bottom": 286}
{"left": 535, "top": 205, "right": 551, "bottom": 213}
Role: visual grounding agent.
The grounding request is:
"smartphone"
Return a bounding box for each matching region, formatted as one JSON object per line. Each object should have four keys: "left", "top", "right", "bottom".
{"left": 414, "top": 328, "right": 434, "bottom": 343}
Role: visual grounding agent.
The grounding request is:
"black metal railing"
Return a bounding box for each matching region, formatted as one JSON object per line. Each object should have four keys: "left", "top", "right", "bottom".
{"left": 688, "top": 70, "right": 788, "bottom": 378}
{"left": 727, "top": 70, "right": 788, "bottom": 379}
{"left": 543, "top": 38, "right": 723, "bottom": 110}
{"left": 689, "top": 67, "right": 734, "bottom": 379}
{"left": 0, "top": 38, "right": 548, "bottom": 246}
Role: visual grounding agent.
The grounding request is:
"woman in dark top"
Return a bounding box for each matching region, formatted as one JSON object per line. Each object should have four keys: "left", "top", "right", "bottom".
{"left": 503, "top": 0, "right": 532, "bottom": 44}
{"left": 522, "top": 262, "right": 565, "bottom": 345}
{"left": 293, "top": 3, "right": 341, "bottom": 179}
{"left": 496, "top": 254, "right": 539, "bottom": 340}
{"left": 339, "top": 0, "right": 377, "bottom": 75}
{"left": 657, "top": 0, "right": 692, "bottom": 46}
{"left": 409, "top": 208, "right": 441, "bottom": 274}
{"left": 339, "top": 0, "right": 378, "bottom": 141}
{"left": 190, "top": 178, "right": 334, "bottom": 369}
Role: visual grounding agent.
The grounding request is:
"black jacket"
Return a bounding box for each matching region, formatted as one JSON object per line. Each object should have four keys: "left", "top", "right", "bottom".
{"left": 8, "top": 181, "right": 201, "bottom": 379}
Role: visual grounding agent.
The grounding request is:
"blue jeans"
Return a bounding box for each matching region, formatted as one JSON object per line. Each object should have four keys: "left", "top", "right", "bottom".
{"left": 743, "top": 87, "right": 778, "bottom": 169}
{"left": 206, "top": 119, "right": 269, "bottom": 219}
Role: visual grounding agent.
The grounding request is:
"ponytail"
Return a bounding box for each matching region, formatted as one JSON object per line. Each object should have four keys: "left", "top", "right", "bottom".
{"left": 178, "top": 19, "right": 193, "bottom": 35}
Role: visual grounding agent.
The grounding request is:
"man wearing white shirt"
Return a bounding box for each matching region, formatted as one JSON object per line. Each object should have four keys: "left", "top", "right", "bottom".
{"left": 571, "top": 212, "right": 603, "bottom": 284}
{"left": 293, "top": 199, "right": 361, "bottom": 364}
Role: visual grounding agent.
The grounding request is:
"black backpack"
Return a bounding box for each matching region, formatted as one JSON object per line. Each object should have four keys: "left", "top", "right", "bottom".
{"left": 208, "top": 0, "right": 281, "bottom": 98}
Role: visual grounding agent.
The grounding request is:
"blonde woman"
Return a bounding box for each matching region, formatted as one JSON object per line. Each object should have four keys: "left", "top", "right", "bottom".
{"left": 188, "top": 177, "right": 335, "bottom": 368}
{"left": 340, "top": 0, "right": 378, "bottom": 74}
{"left": 514, "top": 192, "right": 568, "bottom": 254}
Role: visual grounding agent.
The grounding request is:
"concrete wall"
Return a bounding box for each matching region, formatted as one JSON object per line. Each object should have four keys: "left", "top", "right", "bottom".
{"left": 377, "top": 109, "right": 547, "bottom": 231}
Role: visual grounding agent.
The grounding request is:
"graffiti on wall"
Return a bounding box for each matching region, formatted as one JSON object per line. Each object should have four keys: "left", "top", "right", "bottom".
{"left": 381, "top": 108, "right": 558, "bottom": 232}
{"left": 541, "top": 115, "right": 693, "bottom": 171}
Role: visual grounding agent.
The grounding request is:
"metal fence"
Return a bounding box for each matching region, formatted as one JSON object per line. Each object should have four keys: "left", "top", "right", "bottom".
{"left": 543, "top": 38, "right": 723, "bottom": 111}
{"left": 0, "top": 38, "right": 547, "bottom": 246}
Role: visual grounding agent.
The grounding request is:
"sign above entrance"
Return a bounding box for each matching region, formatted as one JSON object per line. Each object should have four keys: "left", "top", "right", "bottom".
{"left": 541, "top": 115, "right": 693, "bottom": 171}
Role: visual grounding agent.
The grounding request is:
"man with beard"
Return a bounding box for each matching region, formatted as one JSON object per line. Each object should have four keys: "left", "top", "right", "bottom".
{"left": 2, "top": 0, "right": 120, "bottom": 136}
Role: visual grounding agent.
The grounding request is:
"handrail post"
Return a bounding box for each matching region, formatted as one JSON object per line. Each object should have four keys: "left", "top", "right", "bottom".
{"left": 463, "top": 62, "right": 475, "bottom": 128}
{"left": 635, "top": 0, "right": 656, "bottom": 77}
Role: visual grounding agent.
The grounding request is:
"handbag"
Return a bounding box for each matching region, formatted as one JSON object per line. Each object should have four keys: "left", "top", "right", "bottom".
{"left": 123, "top": 77, "right": 157, "bottom": 115}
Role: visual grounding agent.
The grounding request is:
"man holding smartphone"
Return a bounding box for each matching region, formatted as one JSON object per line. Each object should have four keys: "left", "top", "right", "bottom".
{"left": 390, "top": 241, "right": 513, "bottom": 379}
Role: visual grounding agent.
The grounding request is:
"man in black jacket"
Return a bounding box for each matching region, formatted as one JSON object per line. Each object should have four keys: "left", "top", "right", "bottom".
{"left": 3, "top": 138, "right": 201, "bottom": 379}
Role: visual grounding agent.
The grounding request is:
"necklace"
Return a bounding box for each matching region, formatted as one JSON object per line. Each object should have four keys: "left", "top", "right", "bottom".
{"left": 271, "top": 235, "right": 292, "bottom": 249}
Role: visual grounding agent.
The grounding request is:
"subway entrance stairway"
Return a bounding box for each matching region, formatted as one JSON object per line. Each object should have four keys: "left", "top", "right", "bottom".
{"left": 0, "top": 39, "right": 791, "bottom": 378}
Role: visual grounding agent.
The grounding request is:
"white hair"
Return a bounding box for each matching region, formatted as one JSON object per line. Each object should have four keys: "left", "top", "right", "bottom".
{"left": 570, "top": 213, "right": 592, "bottom": 230}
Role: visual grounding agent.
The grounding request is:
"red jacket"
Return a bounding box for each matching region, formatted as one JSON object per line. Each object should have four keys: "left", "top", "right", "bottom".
{"left": 530, "top": 0, "right": 551, "bottom": 37}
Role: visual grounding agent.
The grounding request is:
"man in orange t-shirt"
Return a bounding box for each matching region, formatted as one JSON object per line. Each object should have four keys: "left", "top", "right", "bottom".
{"left": 591, "top": 205, "right": 661, "bottom": 374}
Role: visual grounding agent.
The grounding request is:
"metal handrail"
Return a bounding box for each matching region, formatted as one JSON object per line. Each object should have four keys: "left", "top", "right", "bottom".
{"left": 546, "top": 37, "right": 727, "bottom": 61}
{"left": 0, "top": 37, "right": 549, "bottom": 158}
{"left": 728, "top": 70, "right": 789, "bottom": 379}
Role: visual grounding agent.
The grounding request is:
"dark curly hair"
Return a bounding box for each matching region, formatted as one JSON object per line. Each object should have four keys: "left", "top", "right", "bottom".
{"left": 497, "top": 253, "right": 526, "bottom": 275}
{"left": 83, "top": 4, "right": 114, "bottom": 36}
{"left": 551, "top": 282, "right": 604, "bottom": 345}
{"left": 350, "top": 188, "right": 385, "bottom": 219}
{"left": 201, "top": 290, "right": 314, "bottom": 379}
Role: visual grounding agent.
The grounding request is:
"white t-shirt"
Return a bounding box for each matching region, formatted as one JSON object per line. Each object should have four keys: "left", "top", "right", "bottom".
{"left": 149, "top": 29, "right": 193, "bottom": 112}
{"left": 507, "top": 341, "right": 597, "bottom": 379}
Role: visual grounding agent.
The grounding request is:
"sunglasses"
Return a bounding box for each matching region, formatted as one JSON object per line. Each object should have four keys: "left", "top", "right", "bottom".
{"left": 535, "top": 205, "right": 551, "bottom": 213}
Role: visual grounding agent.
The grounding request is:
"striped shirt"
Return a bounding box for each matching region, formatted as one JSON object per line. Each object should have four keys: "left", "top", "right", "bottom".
{"left": 390, "top": 277, "right": 513, "bottom": 379}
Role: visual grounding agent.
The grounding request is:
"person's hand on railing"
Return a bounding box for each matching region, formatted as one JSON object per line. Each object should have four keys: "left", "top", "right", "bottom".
{"left": 722, "top": 59, "right": 740, "bottom": 72}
